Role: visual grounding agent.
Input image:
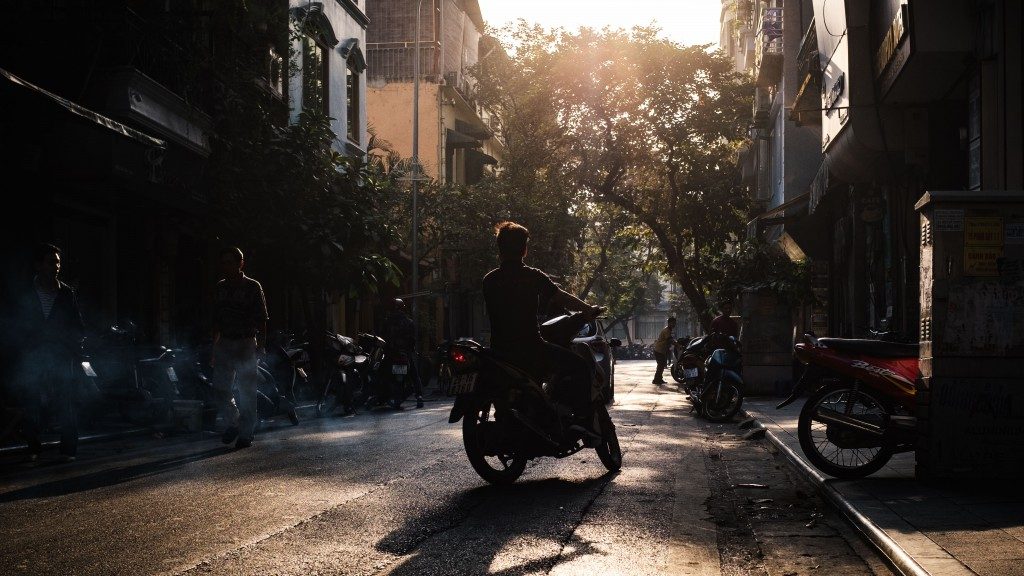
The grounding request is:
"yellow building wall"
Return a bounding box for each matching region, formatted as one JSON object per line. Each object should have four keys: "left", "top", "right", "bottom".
{"left": 366, "top": 82, "right": 441, "bottom": 180}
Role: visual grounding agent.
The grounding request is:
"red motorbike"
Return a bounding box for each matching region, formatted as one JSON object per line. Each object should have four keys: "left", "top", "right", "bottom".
{"left": 778, "top": 332, "right": 919, "bottom": 478}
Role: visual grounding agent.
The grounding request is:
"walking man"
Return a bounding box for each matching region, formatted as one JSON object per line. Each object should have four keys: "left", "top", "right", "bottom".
{"left": 15, "top": 243, "right": 84, "bottom": 461}
{"left": 211, "top": 247, "right": 268, "bottom": 449}
{"left": 652, "top": 316, "right": 676, "bottom": 385}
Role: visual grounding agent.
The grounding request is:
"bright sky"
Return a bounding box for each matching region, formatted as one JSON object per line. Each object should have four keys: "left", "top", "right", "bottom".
{"left": 476, "top": 0, "right": 722, "bottom": 47}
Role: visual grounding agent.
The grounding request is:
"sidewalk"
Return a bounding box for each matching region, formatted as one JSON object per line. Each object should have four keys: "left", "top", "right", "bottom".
{"left": 745, "top": 399, "right": 1024, "bottom": 576}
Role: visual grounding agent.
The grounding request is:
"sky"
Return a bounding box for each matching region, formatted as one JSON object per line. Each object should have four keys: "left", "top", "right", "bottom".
{"left": 475, "top": 0, "right": 722, "bottom": 48}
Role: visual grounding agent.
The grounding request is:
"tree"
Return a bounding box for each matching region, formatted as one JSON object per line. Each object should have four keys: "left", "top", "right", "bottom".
{"left": 476, "top": 25, "right": 754, "bottom": 330}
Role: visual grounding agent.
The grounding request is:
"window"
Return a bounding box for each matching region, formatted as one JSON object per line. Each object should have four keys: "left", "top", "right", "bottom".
{"left": 302, "top": 35, "right": 328, "bottom": 113}
{"left": 346, "top": 63, "right": 359, "bottom": 141}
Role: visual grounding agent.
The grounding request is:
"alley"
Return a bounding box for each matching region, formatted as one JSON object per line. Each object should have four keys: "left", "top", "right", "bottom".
{"left": 0, "top": 362, "right": 889, "bottom": 576}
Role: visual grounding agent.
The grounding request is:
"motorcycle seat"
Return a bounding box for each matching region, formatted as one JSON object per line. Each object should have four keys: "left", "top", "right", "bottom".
{"left": 818, "top": 338, "right": 919, "bottom": 358}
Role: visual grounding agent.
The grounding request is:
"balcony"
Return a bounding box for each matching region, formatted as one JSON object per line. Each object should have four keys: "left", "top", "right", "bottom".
{"left": 791, "top": 21, "right": 821, "bottom": 126}
{"left": 366, "top": 42, "right": 440, "bottom": 83}
{"left": 753, "top": 6, "right": 783, "bottom": 87}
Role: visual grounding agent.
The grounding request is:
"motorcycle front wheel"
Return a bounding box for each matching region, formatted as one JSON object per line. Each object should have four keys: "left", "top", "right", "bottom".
{"left": 701, "top": 380, "right": 743, "bottom": 422}
{"left": 463, "top": 403, "right": 527, "bottom": 484}
{"left": 797, "top": 385, "right": 894, "bottom": 478}
{"left": 594, "top": 405, "right": 622, "bottom": 471}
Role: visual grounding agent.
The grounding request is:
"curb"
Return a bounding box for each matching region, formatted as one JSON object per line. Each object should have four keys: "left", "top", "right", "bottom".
{"left": 742, "top": 409, "right": 931, "bottom": 576}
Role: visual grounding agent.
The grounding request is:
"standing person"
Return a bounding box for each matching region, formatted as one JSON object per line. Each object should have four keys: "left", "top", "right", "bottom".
{"left": 382, "top": 298, "right": 424, "bottom": 408}
{"left": 211, "top": 247, "right": 268, "bottom": 449}
{"left": 14, "top": 243, "right": 84, "bottom": 462}
{"left": 482, "top": 221, "right": 603, "bottom": 440}
{"left": 710, "top": 300, "right": 740, "bottom": 339}
{"left": 652, "top": 316, "right": 676, "bottom": 385}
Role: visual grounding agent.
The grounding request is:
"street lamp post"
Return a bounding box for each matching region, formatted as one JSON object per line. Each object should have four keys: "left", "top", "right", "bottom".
{"left": 411, "top": 0, "right": 423, "bottom": 348}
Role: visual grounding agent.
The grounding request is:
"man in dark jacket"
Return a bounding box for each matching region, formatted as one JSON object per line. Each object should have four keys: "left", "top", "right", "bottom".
{"left": 15, "top": 243, "right": 85, "bottom": 461}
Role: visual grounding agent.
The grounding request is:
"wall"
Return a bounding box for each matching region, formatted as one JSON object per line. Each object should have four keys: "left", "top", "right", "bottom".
{"left": 366, "top": 82, "right": 441, "bottom": 179}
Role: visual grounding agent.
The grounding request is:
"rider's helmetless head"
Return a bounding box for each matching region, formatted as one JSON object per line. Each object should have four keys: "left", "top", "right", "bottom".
{"left": 495, "top": 221, "right": 530, "bottom": 262}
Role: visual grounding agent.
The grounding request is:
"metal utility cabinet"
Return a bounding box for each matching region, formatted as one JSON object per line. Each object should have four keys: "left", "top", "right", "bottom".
{"left": 916, "top": 191, "right": 1024, "bottom": 479}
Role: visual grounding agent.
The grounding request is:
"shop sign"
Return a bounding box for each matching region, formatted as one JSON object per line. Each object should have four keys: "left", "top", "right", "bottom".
{"left": 934, "top": 209, "right": 964, "bottom": 232}
{"left": 1006, "top": 223, "right": 1024, "bottom": 245}
{"left": 965, "top": 217, "right": 1004, "bottom": 246}
{"left": 823, "top": 73, "right": 845, "bottom": 116}
{"left": 875, "top": 5, "right": 909, "bottom": 78}
{"left": 964, "top": 246, "right": 1002, "bottom": 276}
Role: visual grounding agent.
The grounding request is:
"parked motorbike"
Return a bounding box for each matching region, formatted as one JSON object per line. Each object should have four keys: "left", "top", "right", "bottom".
{"left": 778, "top": 332, "right": 919, "bottom": 478}
{"left": 672, "top": 335, "right": 709, "bottom": 388}
{"left": 85, "top": 322, "right": 180, "bottom": 424}
{"left": 265, "top": 331, "right": 311, "bottom": 402}
{"left": 319, "top": 331, "right": 379, "bottom": 416}
{"left": 679, "top": 333, "right": 745, "bottom": 422}
{"left": 442, "top": 309, "right": 622, "bottom": 485}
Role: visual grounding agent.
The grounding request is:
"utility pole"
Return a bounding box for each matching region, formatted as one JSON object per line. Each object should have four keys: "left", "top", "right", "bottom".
{"left": 411, "top": 0, "right": 423, "bottom": 348}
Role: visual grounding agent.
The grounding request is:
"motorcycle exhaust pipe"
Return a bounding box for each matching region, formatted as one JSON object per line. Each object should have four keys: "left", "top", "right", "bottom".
{"left": 814, "top": 408, "right": 885, "bottom": 437}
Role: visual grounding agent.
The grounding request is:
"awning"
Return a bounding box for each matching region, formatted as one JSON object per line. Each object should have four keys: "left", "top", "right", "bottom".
{"left": 0, "top": 67, "right": 165, "bottom": 149}
{"left": 455, "top": 118, "right": 491, "bottom": 140}
{"left": 445, "top": 128, "right": 481, "bottom": 149}
{"left": 747, "top": 191, "right": 811, "bottom": 235}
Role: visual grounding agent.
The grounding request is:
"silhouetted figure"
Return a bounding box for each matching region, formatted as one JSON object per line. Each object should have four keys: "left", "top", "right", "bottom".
{"left": 382, "top": 298, "right": 424, "bottom": 408}
{"left": 652, "top": 316, "right": 676, "bottom": 385}
{"left": 211, "top": 247, "right": 268, "bottom": 449}
{"left": 14, "top": 243, "right": 84, "bottom": 461}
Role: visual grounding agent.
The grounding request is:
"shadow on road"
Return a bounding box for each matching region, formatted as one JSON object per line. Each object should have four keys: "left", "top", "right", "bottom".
{"left": 0, "top": 447, "right": 229, "bottom": 503}
{"left": 375, "top": 473, "right": 615, "bottom": 575}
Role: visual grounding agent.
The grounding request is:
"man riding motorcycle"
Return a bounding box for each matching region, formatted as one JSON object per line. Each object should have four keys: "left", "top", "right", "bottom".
{"left": 482, "top": 221, "right": 603, "bottom": 440}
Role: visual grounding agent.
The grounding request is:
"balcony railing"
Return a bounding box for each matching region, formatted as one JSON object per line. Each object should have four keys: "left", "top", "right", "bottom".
{"left": 366, "top": 42, "right": 440, "bottom": 82}
{"left": 754, "top": 6, "right": 783, "bottom": 87}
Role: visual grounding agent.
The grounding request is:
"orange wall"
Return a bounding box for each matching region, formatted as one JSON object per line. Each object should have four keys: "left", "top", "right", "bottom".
{"left": 366, "top": 82, "right": 441, "bottom": 180}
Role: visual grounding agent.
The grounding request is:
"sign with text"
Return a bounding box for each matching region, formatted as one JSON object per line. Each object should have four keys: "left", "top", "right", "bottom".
{"left": 965, "top": 217, "right": 1004, "bottom": 246}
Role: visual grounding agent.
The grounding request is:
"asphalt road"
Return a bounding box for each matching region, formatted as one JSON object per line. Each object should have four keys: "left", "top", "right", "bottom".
{"left": 0, "top": 361, "right": 892, "bottom": 576}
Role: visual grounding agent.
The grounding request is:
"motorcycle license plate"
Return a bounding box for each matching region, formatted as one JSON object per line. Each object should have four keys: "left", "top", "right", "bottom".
{"left": 297, "top": 367, "right": 308, "bottom": 379}
{"left": 451, "top": 372, "right": 478, "bottom": 394}
{"left": 392, "top": 364, "right": 409, "bottom": 375}
{"left": 166, "top": 367, "right": 178, "bottom": 382}
{"left": 684, "top": 368, "right": 699, "bottom": 379}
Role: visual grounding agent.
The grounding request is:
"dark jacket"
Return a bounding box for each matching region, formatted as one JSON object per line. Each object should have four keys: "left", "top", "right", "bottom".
{"left": 19, "top": 280, "right": 85, "bottom": 356}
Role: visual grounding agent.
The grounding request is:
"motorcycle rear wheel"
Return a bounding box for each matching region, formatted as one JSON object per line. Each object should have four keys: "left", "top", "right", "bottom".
{"left": 701, "top": 380, "right": 743, "bottom": 422}
{"left": 798, "top": 385, "right": 894, "bottom": 479}
{"left": 463, "top": 404, "right": 527, "bottom": 485}
{"left": 594, "top": 405, "right": 622, "bottom": 471}
{"left": 670, "top": 362, "right": 685, "bottom": 384}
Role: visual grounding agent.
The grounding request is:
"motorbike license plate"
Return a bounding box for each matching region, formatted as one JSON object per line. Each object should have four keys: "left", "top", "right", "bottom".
{"left": 81, "top": 361, "right": 97, "bottom": 378}
{"left": 684, "top": 368, "right": 699, "bottom": 379}
{"left": 451, "top": 372, "right": 478, "bottom": 394}
{"left": 392, "top": 364, "right": 409, "bottom": 375}
{"left": 166, "top": 367, "right": 178, "bottom": 382}
{"left": 296, "top": 367, "right": 308, "bottom": 379}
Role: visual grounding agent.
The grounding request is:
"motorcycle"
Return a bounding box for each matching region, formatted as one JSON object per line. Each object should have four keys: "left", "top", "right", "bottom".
{"left": 318, "top": 331, "right": 380, "bottom": 416}
{"left": 442, "top": 309, "right": 622, "bottom": 485}
{"left": 376, "top": 342, "right": 420, "bottom": 409}
{"left": 85, "top": 322, "right": 181, "bottom": 425}
{"left": 777, "top": 332, "right": 919, "bottom": 478}
{"left": 682, "top": 333, "right": 745, "bottom": 422}
{"left": 672, "top": 335, "right": 709, "bottom": 388}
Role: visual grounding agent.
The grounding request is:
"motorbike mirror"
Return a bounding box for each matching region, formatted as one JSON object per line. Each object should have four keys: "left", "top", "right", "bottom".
{"left": 609, "top": 338, "right": 623, "bottom": 348}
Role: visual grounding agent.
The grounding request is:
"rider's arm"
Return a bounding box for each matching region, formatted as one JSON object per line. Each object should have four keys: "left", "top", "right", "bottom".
{"left": 551, "top": 288, "right": 598, "bottom": 315}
